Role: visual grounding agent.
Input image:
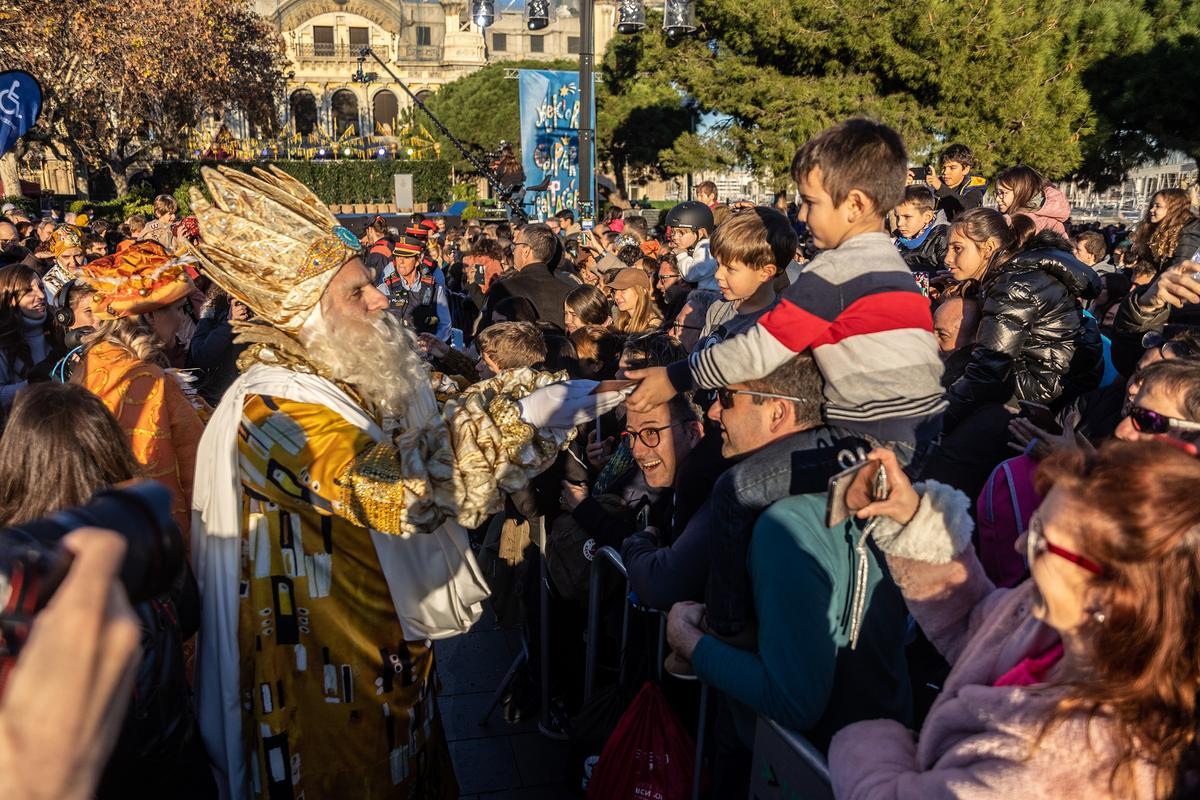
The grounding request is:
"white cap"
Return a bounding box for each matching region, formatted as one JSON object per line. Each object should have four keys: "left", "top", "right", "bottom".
{"left": 0, "top": 203, "right": 14, "bottom": 215}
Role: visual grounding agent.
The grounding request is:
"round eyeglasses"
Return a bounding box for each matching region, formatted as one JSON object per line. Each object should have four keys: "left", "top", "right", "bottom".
{"left": 622, "top": 422, "right": 687, "bottom": 448}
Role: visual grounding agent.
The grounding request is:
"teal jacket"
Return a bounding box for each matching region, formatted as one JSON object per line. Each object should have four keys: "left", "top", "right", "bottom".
{"left": 691, "top": 493, "right": 912, "bottom": 750}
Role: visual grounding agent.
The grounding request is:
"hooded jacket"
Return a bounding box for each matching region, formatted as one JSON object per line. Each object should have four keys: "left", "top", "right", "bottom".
{"left": 944, "top": 239, "right": 1103, "bottom": 430}
{"left": 897, "top": 223, "right": 949, "bottom": 273}
{"left": 935, "top": 175, "right": 988, "bottom": 221}
{"left": 1011, "top": 184, "right": 1071, "bottom": 238}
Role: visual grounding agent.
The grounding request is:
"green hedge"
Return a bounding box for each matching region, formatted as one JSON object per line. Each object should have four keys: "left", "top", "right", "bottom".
{"left": 148, "top": 160, "right": 452, "bottom": 205}
{"left": 0, "top": 196, "right": 37, "bottom": 215}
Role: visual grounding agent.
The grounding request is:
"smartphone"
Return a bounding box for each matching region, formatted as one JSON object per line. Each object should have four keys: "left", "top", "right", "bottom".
{"left": 826, "top": 459, "right": 888, "bottom": 527}
{"left": 1018, "top": 400, "right": 1062, "bottom": 435}
{"left": 909, "top": 165, "right": 930, "bottom": 182}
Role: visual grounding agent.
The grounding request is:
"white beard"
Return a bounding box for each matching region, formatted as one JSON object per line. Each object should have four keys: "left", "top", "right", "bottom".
{"left": 300, "top": 308, "right": 438, "bottom": 430}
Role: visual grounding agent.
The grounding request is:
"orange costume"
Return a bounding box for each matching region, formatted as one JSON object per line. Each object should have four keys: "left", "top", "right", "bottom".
{"left": 75, "top": 242, "right": 205, "bottom": 540}
{"left": 79, "top": 341, "right": 205, "bottom": 539}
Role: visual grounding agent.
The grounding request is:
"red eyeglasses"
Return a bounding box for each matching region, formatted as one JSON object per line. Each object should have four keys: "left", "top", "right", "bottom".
{"left": 1027, "top": 516, "right": 1104, "bottom": 576}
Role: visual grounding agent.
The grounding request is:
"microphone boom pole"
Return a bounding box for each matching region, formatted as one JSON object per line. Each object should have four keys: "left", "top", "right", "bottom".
{"left": 356, "top": 47, "right": 527, "bottom": 222}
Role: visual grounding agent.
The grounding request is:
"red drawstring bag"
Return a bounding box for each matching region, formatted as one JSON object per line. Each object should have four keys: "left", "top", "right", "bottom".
{"left": 587, "top": 681, "right": 696, "bottom": 800}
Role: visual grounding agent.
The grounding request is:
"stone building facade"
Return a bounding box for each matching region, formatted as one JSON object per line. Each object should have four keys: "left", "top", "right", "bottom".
{"left": 253, "top": 0, "right": 615, "bottom": 141}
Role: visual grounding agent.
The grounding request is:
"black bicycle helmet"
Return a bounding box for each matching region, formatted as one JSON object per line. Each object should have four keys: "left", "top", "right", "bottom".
{"left": 664, "top": 200, "right": 714, "bottom": 233}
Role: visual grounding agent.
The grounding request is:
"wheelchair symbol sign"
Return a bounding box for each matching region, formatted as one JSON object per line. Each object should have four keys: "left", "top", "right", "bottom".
{"left": 0, "top": 71, "right": 42, "bottom": 158}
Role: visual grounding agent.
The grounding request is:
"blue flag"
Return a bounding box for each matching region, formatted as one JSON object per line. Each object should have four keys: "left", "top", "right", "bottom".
{"left": 0, "top": 71, "right": 42, "bottom": 158}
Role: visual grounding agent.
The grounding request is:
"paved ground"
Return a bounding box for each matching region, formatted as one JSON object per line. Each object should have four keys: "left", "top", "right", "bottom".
{"left": 435, "top": 605, "right": 576, "bottom": 800}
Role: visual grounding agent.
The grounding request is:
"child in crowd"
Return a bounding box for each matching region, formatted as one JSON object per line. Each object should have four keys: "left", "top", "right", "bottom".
{"left": 696, "top": 208, "right": 793, "bottom": 351}
{"left": 664, "top": 201, "right": 719, "bottom": 291}
{"left": 474, "top": 321, "right": 547, "bottom": 379}
{"left": 629, "top": 118, "right": 945, "bottom": 456}
{"left": 629, "top": 120, "right": 946, "bottom": 661}
{"left": 892, "top": 185, "right": 948, "bottom": 274}
{"left": 930, "top": 142, "right": 988, "bottom": 221}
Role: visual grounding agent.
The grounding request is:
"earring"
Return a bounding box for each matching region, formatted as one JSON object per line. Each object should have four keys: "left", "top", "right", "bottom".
{"left": 1091, "top": 609, "right": 1107, "bottom": 625}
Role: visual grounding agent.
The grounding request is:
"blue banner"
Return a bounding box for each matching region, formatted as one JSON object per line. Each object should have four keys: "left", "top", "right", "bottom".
{"left": 518, "top": 69, "right": 590, "bottom": 220}
{"left": 0, "top": 71, "right": 42, "bottom": 158}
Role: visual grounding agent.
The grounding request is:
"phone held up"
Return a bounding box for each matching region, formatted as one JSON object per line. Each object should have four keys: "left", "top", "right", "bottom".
{"left": 1017, "top": 400, "right": 1062, "bottom": 435}
{"left": 826, "top": 458, "right": 889, "bottom": 528}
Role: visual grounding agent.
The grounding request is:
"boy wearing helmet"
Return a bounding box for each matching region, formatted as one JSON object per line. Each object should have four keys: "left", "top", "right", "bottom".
{"left": 666, "top": 200, "right": 719, "bottom": 291}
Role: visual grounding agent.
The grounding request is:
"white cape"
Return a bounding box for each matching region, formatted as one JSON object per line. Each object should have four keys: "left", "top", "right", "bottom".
{"left": 190, "top": 364, "right": 488, "bottom": 799}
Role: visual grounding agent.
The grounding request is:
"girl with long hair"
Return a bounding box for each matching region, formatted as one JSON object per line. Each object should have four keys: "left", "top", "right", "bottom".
{"left": 608, "top": 268, "right": 663, "bottom": 334}
{"left": 0, "top": 263, "right": 51, "bottom": 411}
{"left": 73, "top": 241, "right": 205, "bottom": 542}
{"left": 563, "top": 284, "right": 612, "bottom": 333}
{"left": 0, "top": 382, "right": 214, "bottom": 799}
{"left": 941, "top": 207, "right": 1103, "bottom": 430}
{"left": 832, "top": 440, "right": 1200, "bottom": 799}
{"left": 994, "top": 165, "right": 1071, "bottom": 237}
{"left": 1130, "top": 188, "right": 1200, "bottom": 274}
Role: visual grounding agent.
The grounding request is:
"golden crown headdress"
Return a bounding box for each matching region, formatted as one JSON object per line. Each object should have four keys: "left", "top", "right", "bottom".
{"left": 188, "top": 165, "right": 362, "bottom": 333}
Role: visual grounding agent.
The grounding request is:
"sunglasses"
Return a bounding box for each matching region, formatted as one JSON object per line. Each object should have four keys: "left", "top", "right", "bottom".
{"left": 715, "top": 387, "right": 813, "bottom": 410}
{"left": 1027, "top": 515, "right": 1104, "bottom": 576}
{"left": 1128, "top": 405, "right": 1200, "bottom": 436}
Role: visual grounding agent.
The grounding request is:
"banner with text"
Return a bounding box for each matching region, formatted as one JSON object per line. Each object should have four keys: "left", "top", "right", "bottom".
{"left": 518, "top": 69, "right": 589, "bottom": 221}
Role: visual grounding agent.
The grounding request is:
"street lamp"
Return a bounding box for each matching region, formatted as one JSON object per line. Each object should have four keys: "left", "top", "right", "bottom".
{"left": 526, "top": 0, "right": 550, "bottom": 30}
{"left": 663, "top": 0, "right": 696, "bottom": 38}
{"left": 471, "top": 0, "right": 495, "bottom": 28}
{"left": 616, "top": 0, "right": 645, "bottom": 34}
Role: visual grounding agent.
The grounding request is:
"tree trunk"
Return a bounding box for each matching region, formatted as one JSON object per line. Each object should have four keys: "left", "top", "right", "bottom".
{"left": 105, "top": 153, "right": 130, "bottom": 197}
{"left": 613, "top": 154, "right": 628, "bottom": 198}
{"left": 0, "top": 153, "right": 20, "bottom": 199}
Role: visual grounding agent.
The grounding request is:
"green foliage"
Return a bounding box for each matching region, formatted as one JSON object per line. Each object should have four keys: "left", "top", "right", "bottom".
{"left": 147, "top": 160, "right": 452, "bottom": 204}
{"left": 645, "top": 0, "right": 1145, "bottom": 180}
{"left": 0, "top": 196, "right": 36, "bottom": 215}
{"left": 597, "top": 17, "right": 696, "bottom": 190}
{"left": 405, "top": 60, "right": 576, "bottom": 173}
{"left": 1079, "top": 0, "right": 1200, "bottom": 186}
{"left": 407, "top": 45, "right": 699, "bottom": 194}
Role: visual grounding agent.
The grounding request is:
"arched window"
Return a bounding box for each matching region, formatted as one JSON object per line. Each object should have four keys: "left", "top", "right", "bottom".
{"left": 331, "top": 89, "right": 360, "bottom": 137}
{"left": 290, "top": 89, "right": 318, "bottom": 137}
{"left": 372, "top": 90, "right": 399, "bottom": 135}
{"left": 414, "top": 89, "right": 434, "bottom": 106}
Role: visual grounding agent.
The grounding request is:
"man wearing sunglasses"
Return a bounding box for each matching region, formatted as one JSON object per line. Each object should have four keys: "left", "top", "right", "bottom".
{"left": 1116, "top": 358, "right": 1200, "bottom": 443}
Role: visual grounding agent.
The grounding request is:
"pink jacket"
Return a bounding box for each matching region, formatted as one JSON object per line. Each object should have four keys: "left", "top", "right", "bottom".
{"left": 828, "top": 487, "right": 1159, "bottom": 799}
{"left": 1012, "top": 184, "right": 1070, "bottom": 237}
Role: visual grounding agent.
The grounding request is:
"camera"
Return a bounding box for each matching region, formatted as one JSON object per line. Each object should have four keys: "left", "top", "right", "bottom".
{"left": 0, "top": 482, "right": 184, "bottom": 672}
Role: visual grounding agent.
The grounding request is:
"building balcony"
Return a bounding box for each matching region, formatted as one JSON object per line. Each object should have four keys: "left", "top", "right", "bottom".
{"left": 394, "top": 44, "right": 443, "bottom": 62}
{"left": 292, "top": 42, "right": 442, "bottom": 64}
{"left": 294, "top": 43, "right": 391, "bottom": 61}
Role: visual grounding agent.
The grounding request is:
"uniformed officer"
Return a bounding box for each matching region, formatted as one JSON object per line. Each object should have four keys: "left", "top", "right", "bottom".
{"left": 379, "top": 234, "right": 452, "bottom": 338}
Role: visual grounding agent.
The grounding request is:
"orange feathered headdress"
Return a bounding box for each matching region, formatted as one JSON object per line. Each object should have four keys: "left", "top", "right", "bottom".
{"left": 83, "top": 241, "right": 192, "bottom": 320}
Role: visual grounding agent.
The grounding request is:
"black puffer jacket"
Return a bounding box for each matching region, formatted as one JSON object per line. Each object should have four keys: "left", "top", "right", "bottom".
{"left": 898, "top": 224, "right": 949, "bottom": 273}
{"left": 944, "top": 244, "right": 1103, "bottom": 430}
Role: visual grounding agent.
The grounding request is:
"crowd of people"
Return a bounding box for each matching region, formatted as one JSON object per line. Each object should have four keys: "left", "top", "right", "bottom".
{"left": 0, "top": 119, "right": 1199, "bottom": 800}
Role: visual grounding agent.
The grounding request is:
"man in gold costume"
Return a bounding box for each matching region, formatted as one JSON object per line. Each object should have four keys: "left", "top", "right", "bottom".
{"left": 189, "top": 166, "right": 621, "bottom": 799}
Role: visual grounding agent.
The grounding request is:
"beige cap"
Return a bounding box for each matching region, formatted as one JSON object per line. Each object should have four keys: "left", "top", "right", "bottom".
{"left": 608, "top": 267, "right": 651, "bottom": 291}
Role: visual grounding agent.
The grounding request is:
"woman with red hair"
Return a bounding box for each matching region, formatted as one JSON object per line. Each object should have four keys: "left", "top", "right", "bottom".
{"left": 831, "top": 441, "right": 1200, "bottom": 799}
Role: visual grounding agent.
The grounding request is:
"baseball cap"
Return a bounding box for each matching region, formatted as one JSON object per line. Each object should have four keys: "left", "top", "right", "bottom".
{"left": 608, "top": 268, "right": 651, "bottom": 291}
{"left": 1, "top": 203, "right": 14, "bottom": 215}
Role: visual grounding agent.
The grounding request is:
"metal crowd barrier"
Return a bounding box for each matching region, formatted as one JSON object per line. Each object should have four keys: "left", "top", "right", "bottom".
{"left": 582, "top": 545, "right": 832, "bottom": 800}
